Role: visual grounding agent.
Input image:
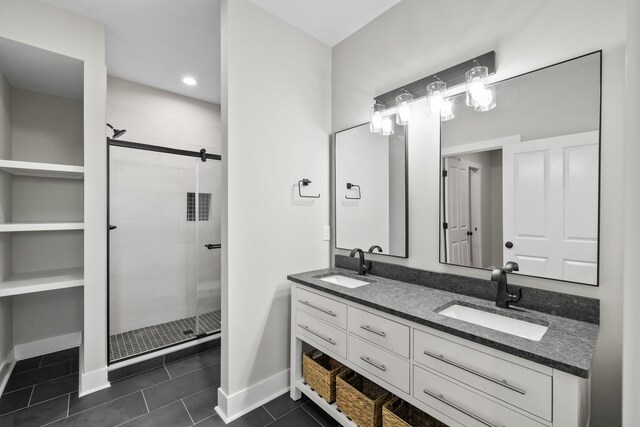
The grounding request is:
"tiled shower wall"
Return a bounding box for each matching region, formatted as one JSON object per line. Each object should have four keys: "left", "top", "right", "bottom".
{"left": 107, "top": 77, "right": 222, "bottom": 335}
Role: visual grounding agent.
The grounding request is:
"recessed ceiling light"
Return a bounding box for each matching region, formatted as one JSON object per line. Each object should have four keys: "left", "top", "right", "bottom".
{"left": 182, "top": 76, "right": 197, "bottom": 86}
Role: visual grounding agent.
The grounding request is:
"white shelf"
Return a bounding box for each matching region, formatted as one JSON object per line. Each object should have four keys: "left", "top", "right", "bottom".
{"left": 0, "top": 159, "right": 84, "bottom": 180}
{"left": 0, "top": 222, "right": 84, "bottom": 232}
{"left": 295, "top": 379, "right": 358, "bottom": 427}
{"left": 0, "top": 267, "right": 84, "bottom": 297}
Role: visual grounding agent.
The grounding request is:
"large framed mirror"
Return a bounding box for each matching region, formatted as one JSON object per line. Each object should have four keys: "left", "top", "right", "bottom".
{"left": 335, "top": 120, "right": 408, "bottom": 257}
{"left": 440, "top": 52, "right": 601, "bottom": 285}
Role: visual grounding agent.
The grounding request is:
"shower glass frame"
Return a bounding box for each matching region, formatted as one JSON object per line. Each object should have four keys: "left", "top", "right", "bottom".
{"left": 106, "top": 138, "right": 222, "bottom": 365}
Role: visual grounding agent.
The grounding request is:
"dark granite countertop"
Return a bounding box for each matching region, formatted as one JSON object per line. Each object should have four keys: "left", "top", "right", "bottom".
{"left": 288, "top": 267, "right": 598, "bottom": 378}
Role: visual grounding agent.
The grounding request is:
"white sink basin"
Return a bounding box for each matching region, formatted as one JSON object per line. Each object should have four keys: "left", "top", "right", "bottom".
{"left": 320, "top": 274, "right": 370, "bottom": 289}
{"left": 438, "top": 304, "right": 548, "bottom": 341}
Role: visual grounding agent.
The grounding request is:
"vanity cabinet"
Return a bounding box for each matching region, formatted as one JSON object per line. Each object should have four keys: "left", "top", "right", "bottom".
{"left": 290, "top": 283, "right": 591, "bottom": 427}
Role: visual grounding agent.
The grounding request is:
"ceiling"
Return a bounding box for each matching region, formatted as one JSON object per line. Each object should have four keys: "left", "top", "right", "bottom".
{"left": 0, "top": 36, "right": 83, "bottom": 100}
{"left": 247, "top": 0, "right": 402, "bottom": 47}
{"left": 42, "top": 0, "right": 221, "bottom": 104}
{"left": 40, "top": 0, "right": 401, "bottom": 105}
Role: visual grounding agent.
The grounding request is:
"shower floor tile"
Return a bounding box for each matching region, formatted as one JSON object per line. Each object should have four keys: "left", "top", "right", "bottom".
{"left": 109, "top": 310, "right": 221, "bottom": 362}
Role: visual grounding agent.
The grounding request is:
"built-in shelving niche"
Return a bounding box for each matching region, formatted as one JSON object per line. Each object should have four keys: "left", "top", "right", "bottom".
{"left": 0, "top": 35, "right": 85, "bottom": 380}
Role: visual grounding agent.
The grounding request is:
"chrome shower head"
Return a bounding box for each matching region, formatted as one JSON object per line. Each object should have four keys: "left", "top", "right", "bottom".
{"left": 107, "top": 123, "right": 127, "bottom": 139}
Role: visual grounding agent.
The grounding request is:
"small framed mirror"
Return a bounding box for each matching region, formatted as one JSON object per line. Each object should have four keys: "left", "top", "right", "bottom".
{"left": 440, "top": 52, "right": 601, "bottom": 285}
{"left": 335, "top": 119, "right": 408, "bottom": 257}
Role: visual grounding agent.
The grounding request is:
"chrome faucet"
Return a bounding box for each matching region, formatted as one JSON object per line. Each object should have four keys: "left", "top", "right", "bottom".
{"left": 349, "top": 248, "right": 370, "bottom": 276}
{"left": 492, "top": 261, "right": 522, "bottom": 309}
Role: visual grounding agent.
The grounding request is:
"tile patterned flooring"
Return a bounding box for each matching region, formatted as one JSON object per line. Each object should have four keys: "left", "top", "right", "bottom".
{"left": 110, "top": 310, "right": 222, "bottom": 362}
{"left": 0, "top": 345, "right": 338, "bottom": 427}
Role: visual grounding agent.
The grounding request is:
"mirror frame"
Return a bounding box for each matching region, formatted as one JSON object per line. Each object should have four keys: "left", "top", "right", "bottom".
{"left": 438, "top": 50, "right": 603, "bottom": 286}
{"left": 334, "top": 121, "right": 410, "bottom": 258}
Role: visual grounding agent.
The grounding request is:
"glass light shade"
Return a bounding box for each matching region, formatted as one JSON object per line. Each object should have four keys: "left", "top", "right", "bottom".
{"left": 465, "top": 66, "right": 489, "bottom": 107}
{"left": 395, "top": 92, "right": 413, "bottom": 125}
{"left": 370, "top": 101, "right": 385, "bottom": 133}
{"left": 426, "top": 81, "right": 447, "bottom": 115}
{"left": 381, "top": 116, "right": 395, "bottom": 135}
{"left": 473, "top": 85, "right": 496, "bottom": 112}
{"left": 440, "top": 98, "right": 455, "bottom": 121}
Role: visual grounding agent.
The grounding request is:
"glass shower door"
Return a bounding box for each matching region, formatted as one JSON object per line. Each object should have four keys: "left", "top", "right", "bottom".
{"left": 194, "top": 157, "right": 222, "bottom": 336}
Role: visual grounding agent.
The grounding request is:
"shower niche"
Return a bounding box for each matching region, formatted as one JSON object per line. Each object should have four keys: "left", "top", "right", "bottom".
{"left": 108, "top": 140, "right": 222, "bottom": 363}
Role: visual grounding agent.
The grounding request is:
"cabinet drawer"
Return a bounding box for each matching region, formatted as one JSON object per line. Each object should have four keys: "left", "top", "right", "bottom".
{"left": 296, "top": 310, "right": 347, "bottom": 359}
{"left": 348, "top": 306, "right": 410, "bottom": 358}
{"left": 414, "top": 329, "right": 551, "bottom": 421}
{"left": 414, "top": 365, "right": 546, "bottom": 427}
{"left": 296, "top": 287, "right": 347, "bottom": 329}
{"left": 347, "top": 335, "right": 410, "bottom": 393}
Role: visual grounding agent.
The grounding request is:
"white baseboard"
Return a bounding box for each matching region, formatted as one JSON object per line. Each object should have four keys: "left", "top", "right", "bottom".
{"left": 80, "top": 366, "right": 110, "bottom": 397}
{"left": 215, "top": 368, "right": 289, "bottom": 424}
{"left": 14, "top": 332, "right": 81, "bottom": 360}
{"left": 0, "top": 349, "right": 16, "bottom": 395}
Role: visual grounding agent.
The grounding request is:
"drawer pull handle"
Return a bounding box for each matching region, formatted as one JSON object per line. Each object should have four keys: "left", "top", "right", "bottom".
{"left": 298, "top": 324, "right": 336, "bottom": 345}
{"left": 298, "top": 300, "right": 337, "bottom": 317}
{"left": 423, "top": 350, "right": 526, "bottom": 395}
{"left": 423, "top": 389, "right": 500, "bottom": 427}
{"left": 360, "top": 325, "right": 386, "bottom": 337}
{"left": 360, "top": 356, "right": 386, "bottom": 372}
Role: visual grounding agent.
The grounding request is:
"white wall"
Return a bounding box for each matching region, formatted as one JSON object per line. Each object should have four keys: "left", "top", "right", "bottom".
{"left": 11, "top": 88, "right": 84, "bottom": 165}
{"left": 0, "top": 0, "right": 108, "bottom": 395}
{"left": 107, "top": 77, "right": 221, "bottom": 336}
{"left": 219, "top": 0, "right": 331, "bottom": 419}
{"left": 107, "top": 76, "right": 221, "bottom": 153}
{"left": 0, "top": 70, "right": 13, "bottom": 381}
{"left": 331, "top": 0, "right": 625, "bottom": 424}
{"left": 623, "top": 0, "right": 640, "bottom": 425}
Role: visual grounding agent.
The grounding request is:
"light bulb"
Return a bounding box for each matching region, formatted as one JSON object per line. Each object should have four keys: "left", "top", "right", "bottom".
{"left": 440, "top": 99, "right": 455, "bottom": 121}
{"left": 468, "top": 78, "right": 485, "bottom": 98}
{"left": 426, "top": 81, "right": 446, "bottom": 116}
{"left": 397, "top": 102, "right": 411, "bottom": 123}
{"left": 473, "top": 85, "right": 496, "bottom": 112}
{"left": 465, "top": 66, "right": 489, "bottom": 107}
{"left": 395, "top": 92, "right": 413, "bottom": 125}
{"left": 370, "top": 100, "right": 386, "bottom": 133}
{"left": 381, "top": 116, "right": 395, "bottom": 136}
{"left": 371, "top": 111, "right": 383, "bottom": 131}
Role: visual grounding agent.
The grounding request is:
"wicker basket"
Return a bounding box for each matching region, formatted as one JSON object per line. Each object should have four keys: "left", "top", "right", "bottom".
{"left": 302, "top": 350, "right": 346, "bottom": 403}
{"left": 336, "top": 370, "right": 392, "bottom": 427}
{"left": 382, "top": 397, "right": 448, "bottom": 427}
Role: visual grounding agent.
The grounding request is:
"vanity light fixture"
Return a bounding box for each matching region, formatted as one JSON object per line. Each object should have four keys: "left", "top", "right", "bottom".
{"left": 395, "top": 89, "right": 413, "bottom": 125}
{"left": 369, "top": 99, "right": 386, "bottom": 133}
{"left": 368, "top": 51, "right": 496, "bottom": 131}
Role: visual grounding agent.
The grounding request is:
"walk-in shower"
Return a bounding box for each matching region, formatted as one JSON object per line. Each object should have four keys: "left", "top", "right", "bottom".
{"left": 107, "top": 139, "right": 222, "bottom": 363}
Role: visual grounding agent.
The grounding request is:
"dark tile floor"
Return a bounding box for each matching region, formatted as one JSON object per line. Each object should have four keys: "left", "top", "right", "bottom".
{"left": 0, "top": 347, "right": 338, "bottom": 426}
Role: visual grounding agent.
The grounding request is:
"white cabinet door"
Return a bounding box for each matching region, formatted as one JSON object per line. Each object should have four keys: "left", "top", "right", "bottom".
{"left": 503, "top": 131, "right": 598, "bottom": 284}
{"left": 444, "top": 157, "right": 471, "bottom": 265}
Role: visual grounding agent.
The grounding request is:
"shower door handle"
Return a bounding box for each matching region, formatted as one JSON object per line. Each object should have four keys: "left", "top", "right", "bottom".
{"left": 109, "top": 225, "right": 117, "bottom": 231}
{"left": 204, "top": 243, "right": 221, "bottom": 250}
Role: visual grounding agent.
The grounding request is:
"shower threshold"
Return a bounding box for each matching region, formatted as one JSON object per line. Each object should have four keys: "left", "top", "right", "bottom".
{"left": 109, "top": 310, "right": 221, "bottom": 363}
